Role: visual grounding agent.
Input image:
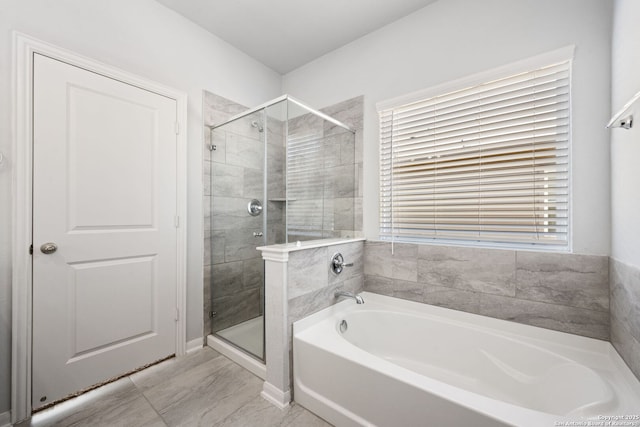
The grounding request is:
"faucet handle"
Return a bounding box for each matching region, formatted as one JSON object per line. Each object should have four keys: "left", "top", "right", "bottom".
{"left": 331, "top": 253, "right": 353, "bottom": 274}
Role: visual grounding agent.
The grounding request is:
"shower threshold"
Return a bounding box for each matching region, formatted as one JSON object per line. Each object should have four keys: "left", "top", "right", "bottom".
{"left": 208, "top": 315, "right": 266, "bottom": 379}
{"left": 216, "top": 315, "right": 264, "bottom": 359}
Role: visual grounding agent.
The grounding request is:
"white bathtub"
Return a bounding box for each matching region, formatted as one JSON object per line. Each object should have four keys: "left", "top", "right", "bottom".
{"left": 293, "top": 292, "right": 640, "bottom": 427}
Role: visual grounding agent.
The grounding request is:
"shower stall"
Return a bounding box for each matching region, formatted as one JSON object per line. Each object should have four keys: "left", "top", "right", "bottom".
{"left": 207, "top": 95, "right": 357, "bottom": 362}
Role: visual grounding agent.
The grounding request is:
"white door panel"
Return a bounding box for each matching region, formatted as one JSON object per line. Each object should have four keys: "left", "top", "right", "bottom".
{"left": 32, "top": 53, "right": 178, "bottom": 409}
{"left": 68, "top": 84, "right": 156, "bottom": 229}
{"left": 70, "top": 256, "right": 156, "bottom": 355}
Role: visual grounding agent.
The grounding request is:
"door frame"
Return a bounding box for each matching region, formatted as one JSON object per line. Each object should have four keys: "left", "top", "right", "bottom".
{"left": 11, "top": 32, "right": 188, "bottom": 423}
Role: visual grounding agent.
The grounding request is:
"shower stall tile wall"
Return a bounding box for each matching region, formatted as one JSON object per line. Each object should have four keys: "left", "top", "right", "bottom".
{"left": 364, "top": 241, "right": 610, "bottom": 340}
{"left": 321, "top": 97, "right": 364, "bottom": 234}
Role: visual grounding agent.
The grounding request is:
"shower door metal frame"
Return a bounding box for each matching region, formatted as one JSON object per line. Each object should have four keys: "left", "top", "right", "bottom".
{"left": 208, "top": 94, "right": 356, "bottom": 134}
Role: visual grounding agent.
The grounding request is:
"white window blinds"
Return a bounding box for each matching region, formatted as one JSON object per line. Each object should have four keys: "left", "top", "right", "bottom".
{"left": 379, "top": 60, "right": 571, "bottom": 247}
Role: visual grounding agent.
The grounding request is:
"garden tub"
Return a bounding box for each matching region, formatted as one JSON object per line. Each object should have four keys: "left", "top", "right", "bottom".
{"left": 293, "top": 292, "right": 640, "bottom": 426}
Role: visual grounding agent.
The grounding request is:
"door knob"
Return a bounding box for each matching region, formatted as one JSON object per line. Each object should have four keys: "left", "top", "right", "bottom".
{"left": 40, "top": 242, "right": 58, "bottom": 254}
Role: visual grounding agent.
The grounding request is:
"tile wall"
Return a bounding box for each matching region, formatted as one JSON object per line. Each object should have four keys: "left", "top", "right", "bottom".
{"left": 320, "top": 97, "right": 364, "bottom": 235}
{"left": 286, "top": 97, "right": 364, "bottom": 241}
{"left": 288, "top": 241, "right": 364, "bottom": 325}
{"left": 610, "top": 258, "right": 640, "bottom": 379}
{"left": 364, "top": 241, "right": 610, "bottom": 340}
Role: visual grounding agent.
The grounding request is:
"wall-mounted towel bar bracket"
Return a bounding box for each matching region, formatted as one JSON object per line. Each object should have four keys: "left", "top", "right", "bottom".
{"left": 610, "top": 115, "right": 633, "bottom": 130}
{"left": 607, "top": 89, "right": 640, "bottom": 130}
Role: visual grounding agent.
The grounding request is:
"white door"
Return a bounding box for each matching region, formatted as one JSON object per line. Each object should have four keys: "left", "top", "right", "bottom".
{"left": 32, "top": 53, "right": 178, "bottom": 409}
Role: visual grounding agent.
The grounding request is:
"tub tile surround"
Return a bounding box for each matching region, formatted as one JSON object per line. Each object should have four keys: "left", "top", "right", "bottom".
{"left": 259, "top": 238, "right": 365, "bottom": 408}
{"left": 418, "top": 245, "right": 516, "bottom": 296}
{"left": 610, "top": 258, "right": 640, "bottom": 379}
{"left": 289, "top": 241, "right": 364, "bottom": 320}
{"left": 516, "top": 251, "right": 610, "bottom": 312}
{"left": 364, "top": 241, "right": 610, "bottom": 340}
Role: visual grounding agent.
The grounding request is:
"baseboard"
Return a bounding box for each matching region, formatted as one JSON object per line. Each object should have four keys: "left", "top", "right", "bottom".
{"left": 0, "top": 410, "right": 11, "bottom": 427}
{"left": 261, "top": 382, "right": 291, "bottom": 410}
{"left": 186, "top": 337, "right": 203, "bottom": 354}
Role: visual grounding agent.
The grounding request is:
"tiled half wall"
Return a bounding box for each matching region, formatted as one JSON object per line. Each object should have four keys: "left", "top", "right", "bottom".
{"left": 364, "top": 241, "right": 610, "bottom": 341}
{"left": 261, "top": 239, "right": 364, "bottom": 406}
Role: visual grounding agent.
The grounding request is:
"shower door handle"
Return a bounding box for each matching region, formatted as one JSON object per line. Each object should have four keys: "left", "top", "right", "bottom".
{"left": 253, "top": 232, "right": 263, "bottom": 237}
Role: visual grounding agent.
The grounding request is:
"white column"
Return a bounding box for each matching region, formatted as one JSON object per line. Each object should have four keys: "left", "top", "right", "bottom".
{"left": 260, "top": 250, "right": 290, "bottom": 409}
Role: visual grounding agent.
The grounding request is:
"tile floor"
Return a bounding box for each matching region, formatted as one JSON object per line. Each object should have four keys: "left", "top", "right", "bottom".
{"left": 17, "top": 347, "right": 331, "bottom": 427}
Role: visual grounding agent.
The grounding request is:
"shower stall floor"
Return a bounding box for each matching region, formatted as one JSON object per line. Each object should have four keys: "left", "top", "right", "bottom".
{"left": 216, "top": 315, "right": 264, "bottom": 359}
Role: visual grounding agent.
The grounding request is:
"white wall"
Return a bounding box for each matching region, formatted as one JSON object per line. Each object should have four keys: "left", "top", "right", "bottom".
{"left": 283, "top": 0, "right": 613, "bottom": 256}
{"left": 611, "top": 0, "right": 640, "bottom": 268}
{"left": 0, "top": 0, "right": 282, "bottom": 414}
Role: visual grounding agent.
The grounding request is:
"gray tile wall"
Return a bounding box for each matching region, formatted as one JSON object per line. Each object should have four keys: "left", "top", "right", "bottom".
{"left": 610, "top": 258, "right": 640, "bottom": 380}
{"left": 286, "top": 96, "right": 363, "bottom": 241}
{"left": 364, "top": 241, "right": 610, "bottom": 340}
{"left": 287, "top": 241, "right": 364, "bottom": 324}
{"left": 321, "top": 97, "right": 364, "bottom": 235}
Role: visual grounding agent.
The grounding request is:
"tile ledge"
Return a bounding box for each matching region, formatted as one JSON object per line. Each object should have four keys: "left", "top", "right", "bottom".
{"left": 258, "top": 237, "right": 365, "bottom": 255}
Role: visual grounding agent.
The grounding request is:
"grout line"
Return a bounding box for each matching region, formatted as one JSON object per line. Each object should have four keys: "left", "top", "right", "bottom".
{"left": 135, "top": 383, "right": 169, "bottom": 427}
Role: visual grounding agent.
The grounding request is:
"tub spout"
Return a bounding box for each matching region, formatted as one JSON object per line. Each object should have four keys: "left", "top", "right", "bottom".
{"left": 335, "top": 291, "right": 364, "bottom": 304}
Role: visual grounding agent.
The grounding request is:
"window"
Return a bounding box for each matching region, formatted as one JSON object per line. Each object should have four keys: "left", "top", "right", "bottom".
{"left": 379, "top": 56, "right": 571, "bottom": 248}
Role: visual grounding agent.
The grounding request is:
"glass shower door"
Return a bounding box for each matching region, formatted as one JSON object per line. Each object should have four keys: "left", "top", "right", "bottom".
{"left": 210, "top": 110, "right": 266, "bottom": 360}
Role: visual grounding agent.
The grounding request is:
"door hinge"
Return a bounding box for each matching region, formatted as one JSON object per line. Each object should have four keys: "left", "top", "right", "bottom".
{"left": 29, "top": 244, "right": 33, "bottom": 255}
{"left": 175, "top": 122, "right": 180, "bottom": 135}
{"left": 174, "top": 216, "right": 180, "bottom": 228}
{"left": 174, "top": 307, "right": 179, "bottom": 321}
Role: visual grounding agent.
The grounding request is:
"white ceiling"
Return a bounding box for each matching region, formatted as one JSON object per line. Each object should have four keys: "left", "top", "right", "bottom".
{"left": 155, "top": 0, "right": 438, "bottom": 74}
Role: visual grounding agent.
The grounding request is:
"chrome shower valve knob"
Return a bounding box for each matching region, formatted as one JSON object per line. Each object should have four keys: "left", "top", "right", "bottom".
{"left": 331, "top": 252, "right": 353, "bottom": 274}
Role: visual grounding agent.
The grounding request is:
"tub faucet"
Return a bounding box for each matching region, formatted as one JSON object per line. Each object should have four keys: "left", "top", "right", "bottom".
{"left": 335, "top": 290, "right": 364, "bottom": 304}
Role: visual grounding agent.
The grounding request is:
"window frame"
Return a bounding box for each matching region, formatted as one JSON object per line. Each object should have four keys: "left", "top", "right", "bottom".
{"left": 376, "top": 46, "right": 575, "bottom": 252}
